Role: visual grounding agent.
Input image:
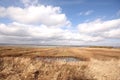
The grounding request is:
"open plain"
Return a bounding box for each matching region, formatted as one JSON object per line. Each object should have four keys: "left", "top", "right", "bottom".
{"left": 0, "top": 46, "right": 120, "bottom": 80}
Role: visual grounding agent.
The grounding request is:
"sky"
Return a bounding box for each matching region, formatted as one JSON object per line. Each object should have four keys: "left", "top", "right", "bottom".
{"left": 0, "top": 0, "right": 120, "bottom": 46}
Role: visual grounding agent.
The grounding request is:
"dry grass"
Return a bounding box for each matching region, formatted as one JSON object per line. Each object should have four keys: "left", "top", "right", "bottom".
{"left": 0, "top": 46, "right": 120, "bottom": 80}
{"left": 0, "top": 57, "right": 120, "bottom": 80}
{"left": 0, "top": 46, "right": 120, "bottom": 60}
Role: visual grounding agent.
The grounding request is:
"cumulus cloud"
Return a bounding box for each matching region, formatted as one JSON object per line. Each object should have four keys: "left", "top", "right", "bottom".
{"left": 0, "top": 5, "right": 70, "bottom": 27}
{"left": 0, "top": 7, "right": 6, "bottom": 17}
{"left": 0, "top": 0, "right": 119, "bottom": 45}
{"left": 78, "top": 19, "right": 120, "bottom": 33}
{"left": 77, "top": 18, "right": 120, "bottom": 42}
{"left": 0, "top": 22, "right": 103, "bottom": 44}
{"left": 103, "top": 29, "right": 120, "bottom": 38}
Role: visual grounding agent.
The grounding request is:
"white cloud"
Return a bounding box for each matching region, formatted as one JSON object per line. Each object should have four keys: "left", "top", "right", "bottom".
{"left": 21, "top": 0, "right": 38, "bottom": 7}
{"left": 0, "top": 22, "right": 103, "bottom": 44}
{"left": 0, "top": 5, "right": 70, "bottom": 27}
{"left": 84, "top": 10, "right": 93, "bottom": 15}
{"left": 0, "top": 0, "right": 119, "bottom": 45}
{"left": 103, "top": 29, "right": 120, "bottom": 38}
{"left": 77, "top": 18, "right": 120, "bottom": 42}
{"left": 0, "top": 7, "right": 6, "bottom": 17}
{"left": 78, "top": 19, "right": 120, "bottom": 33}
{"left": 117, "top": 10, "right": 120, "bottom": 16}
{"left": 79, "top": 10, "right": 93, "bottom": 16}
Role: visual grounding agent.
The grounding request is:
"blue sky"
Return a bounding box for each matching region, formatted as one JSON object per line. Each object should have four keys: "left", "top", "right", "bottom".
{"left": 1, "top": 0, "right": 120, "bottom": 25}
{"left": 41, "top": 0, "right": 120, "bottom": 25}
{"left": 0, "top": 0, "right": 120, "bottom": 46}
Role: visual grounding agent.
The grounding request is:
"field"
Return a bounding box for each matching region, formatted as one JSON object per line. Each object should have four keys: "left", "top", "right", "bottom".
{"left": 0, "top": 46, "right": 120, "bottom": 80}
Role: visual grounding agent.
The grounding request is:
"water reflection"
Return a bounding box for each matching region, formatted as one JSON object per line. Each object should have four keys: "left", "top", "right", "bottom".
{"left": 35, "top": 57, "right": 81, "bottom": 62}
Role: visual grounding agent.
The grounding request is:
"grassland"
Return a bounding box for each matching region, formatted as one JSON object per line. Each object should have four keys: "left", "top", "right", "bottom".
{"left": 0, "top": 46, "right": 120, "bottom": 80}
{"left": 0, "top": 46, "right": 120, "bottom": 60}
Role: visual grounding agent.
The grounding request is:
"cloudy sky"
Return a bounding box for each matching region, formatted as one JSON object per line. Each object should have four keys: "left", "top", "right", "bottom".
{"left": 0, "top": 0, "right": 120, "bottom": 46}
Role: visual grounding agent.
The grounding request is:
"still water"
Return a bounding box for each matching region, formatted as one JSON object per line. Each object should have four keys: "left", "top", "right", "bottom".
{"left": 35, "top": 57, "right": 81, "bottom": 62}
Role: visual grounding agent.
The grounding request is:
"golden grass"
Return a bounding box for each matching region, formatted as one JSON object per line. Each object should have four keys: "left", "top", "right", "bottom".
{"left": 0, "top": 46, "right": 120, "bottom": 80}
{"left": 0, "top": 57, "right": 120, "bottom": 80}
{"left": 0, "top": 46, "right": 120, "bottom": 60}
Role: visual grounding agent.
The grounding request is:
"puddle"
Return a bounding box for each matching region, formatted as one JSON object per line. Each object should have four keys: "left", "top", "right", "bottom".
{"left": 35, "top": 57, "right": 81, "bottom": 62}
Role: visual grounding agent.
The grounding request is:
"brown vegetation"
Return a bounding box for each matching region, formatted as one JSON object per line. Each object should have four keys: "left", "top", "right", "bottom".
{"left": 0, "top": 46, "right": 120, "bottom": 60}
{"left": 0, "top": 46, "right": 120, "bottom": 80}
